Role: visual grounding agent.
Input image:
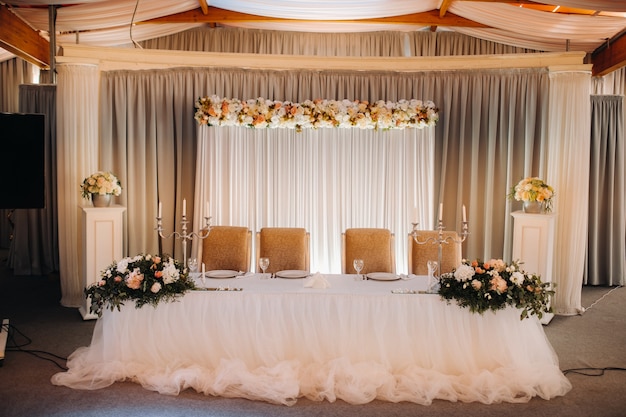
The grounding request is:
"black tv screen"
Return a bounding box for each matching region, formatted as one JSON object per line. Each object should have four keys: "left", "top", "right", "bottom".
{"left": 0, "top": 112, "right": 46, "bottom": 209}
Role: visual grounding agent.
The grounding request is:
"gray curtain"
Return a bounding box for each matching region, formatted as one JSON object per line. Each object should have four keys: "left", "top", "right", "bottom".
{"left": 99, "top": 67, "right": 550, "bottom": 263}
{"left": 8, "top": 84, "right": 59, "bottom": 275}
{"left": 585, "top": 95, "right": 625, "bottom": 286}
{"left": 0, "top": 58, "right": 35, "bottom": 250}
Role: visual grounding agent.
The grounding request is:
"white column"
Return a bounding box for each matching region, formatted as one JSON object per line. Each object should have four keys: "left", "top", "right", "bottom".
{"left": 511, "top": 211, "right": 556, "bottom": 324}
{"left": 56, "top": 62, "right": 100, "bottom": 307}
{"left": 79, "top": 205, "right": 126, "bottom": 320}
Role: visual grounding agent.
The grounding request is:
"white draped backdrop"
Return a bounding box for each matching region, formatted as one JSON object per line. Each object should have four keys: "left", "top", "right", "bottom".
{"left": 192, "top": 126, "right": 434, "bottom": 273}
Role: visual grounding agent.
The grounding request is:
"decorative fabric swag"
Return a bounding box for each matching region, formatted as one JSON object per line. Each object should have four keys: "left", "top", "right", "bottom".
{"left": 194, "top": 96, "right": 439, "bottom": 131}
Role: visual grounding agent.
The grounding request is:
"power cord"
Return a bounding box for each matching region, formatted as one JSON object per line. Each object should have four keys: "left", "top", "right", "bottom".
{"left": 563, "top": 367, "right": 626, "bottom": 376}
{"left": 584, "top": 285, "right": 623, "bottom": 311}
{"left": 560, "top": 286, "right": 624, "bottom": 377}
{"left": 4, "top": 322, "right": 68, "bottom": 371}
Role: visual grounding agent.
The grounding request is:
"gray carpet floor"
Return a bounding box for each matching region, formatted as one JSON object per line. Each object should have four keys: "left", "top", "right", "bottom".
{"left": 0, "top": 256, "right": 625, "bottom": 417}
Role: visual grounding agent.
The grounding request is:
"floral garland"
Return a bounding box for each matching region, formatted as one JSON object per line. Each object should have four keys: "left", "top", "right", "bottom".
{"left": 85, "top": 254, "right": 195, "bottom": 316}
{"left": 439, "top": 259, "right": 554, "bottom": 320}
{"left": 194, "top": 96, "right": 438, "bottom": 131}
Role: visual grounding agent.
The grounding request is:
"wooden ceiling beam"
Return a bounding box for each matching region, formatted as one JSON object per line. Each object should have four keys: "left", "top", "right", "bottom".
{"left": 592, "top": 31, "right": 626, "bottom": 76}
{"left": 0, "top": 4, "right": 49, "bottom": 68}
{"left": 197, "top": 0, "right": 209, "bottom": 15}
{"left": 439, "top": 0, "right": 453, "bottom": 18}
{"left": 140, "top": 6, "right": 490, "bottom": 28}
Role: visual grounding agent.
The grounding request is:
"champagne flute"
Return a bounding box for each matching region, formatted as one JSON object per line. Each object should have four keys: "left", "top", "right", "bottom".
{"left": 427, "top": 260, "right": 439, "bottom": 293}
{"left": 259, "top": 257, "right": 270, "bottom": 279}
{"left": 188, "top": 258, "right": 198, "bottom": 273}
{"left": 353, "top": 259, "right": 364, "bottom": 281}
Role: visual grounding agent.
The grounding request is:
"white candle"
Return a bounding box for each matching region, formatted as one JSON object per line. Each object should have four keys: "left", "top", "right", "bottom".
{"left": 438, "top": 203, "right": 443, "bottom": 221}
{"left": 205, "top": 201, "right": 210, "bottom": 218}
{"left": 462, "top": 205, "right": 467, "bottom": 223}
{"left": 158, "top": 201, "right": 162, "bottom": 218}
{"left": 182, "top": 199, "right": 187, "bottom": 217}
{"left": 412, "top": 207, "right": 418, "bottom": 223}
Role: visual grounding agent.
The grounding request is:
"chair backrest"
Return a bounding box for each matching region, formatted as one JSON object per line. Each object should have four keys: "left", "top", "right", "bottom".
{"left": 201, "top": 226, "right": 252, "bottom": 272}
{"left": 408, "top": 231, "right": 462, "bottom": 275}
{"left": 342, "top": 228, "right": 395, "bottom": 274}
{"left": 256, "top": 227, "right": 310, "bottom": 273}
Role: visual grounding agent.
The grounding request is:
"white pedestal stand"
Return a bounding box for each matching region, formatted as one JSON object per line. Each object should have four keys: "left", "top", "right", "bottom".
{"left": 79, "top": 204, "right": 126, "bottom": 320}
{"left": 511, "top": 210, "right": 556, "bottom": 325}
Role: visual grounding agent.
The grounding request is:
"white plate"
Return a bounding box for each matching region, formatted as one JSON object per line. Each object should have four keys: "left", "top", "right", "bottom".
{"left": 205, "top": 270, "right": 240, "bottom": 279}
{"left": 275, "top": 270, "right": 310, "bottom": 278}
{"left": 366, "top": 272, "right": 399, "bottom": 281}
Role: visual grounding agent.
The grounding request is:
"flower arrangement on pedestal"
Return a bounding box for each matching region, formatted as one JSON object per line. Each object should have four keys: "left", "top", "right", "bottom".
{"left": 80, "top": 171, "right": 122, "bottom": 199}
{"left": 507, "top": 177, "right": 555, "bottom": 213}
{"left": 194, "top": 96, "right": 439, "bottom": 131}
{"left": 438, "top": 259, "right": 554, "bottom": 320}
{"left": 85, "top": 254, "right": 195, "bottom": 316}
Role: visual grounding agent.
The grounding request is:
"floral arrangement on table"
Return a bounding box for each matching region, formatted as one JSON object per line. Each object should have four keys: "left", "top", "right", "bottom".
{"left": 80, "top": 171, "right": 122, "bottom": 199}
{"left": 85, "top": 254, "right": 195, "bottom": 316}
{"left": 438, "top": 259, "right": 554, "bottom": 320}
{"left": 194, "top": 96, "right": 439, "bottom": 131}
{"left": 507, "top": 176, "right": 555, "bottom": 212}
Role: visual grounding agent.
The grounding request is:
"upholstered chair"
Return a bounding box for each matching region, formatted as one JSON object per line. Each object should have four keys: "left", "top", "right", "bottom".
{"left": 201, "top": 226, "right": 252, "bottom": 272}
{"left": 256, "top": 227, "right": 310, "bottom": 273}
{"left": 342, "top": 228, "right": 395, "bottom": 274}
{"left": 408, "top": 231, "right": 462, "bottom": 275}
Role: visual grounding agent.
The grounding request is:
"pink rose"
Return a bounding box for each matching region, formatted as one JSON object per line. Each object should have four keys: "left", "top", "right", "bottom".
{"left": 150, "top": 282, "right": 162, "bottom": 293}
{"left": 490, "top": 275, "right": 508, "bottom": 294}
{"left": 126, "top": 268, "right": 144, "bottom": 290}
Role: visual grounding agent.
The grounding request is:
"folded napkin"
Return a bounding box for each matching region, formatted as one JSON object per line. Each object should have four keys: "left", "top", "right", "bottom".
{"left": 304, "top": 272, "right": 330, "bottom": 289}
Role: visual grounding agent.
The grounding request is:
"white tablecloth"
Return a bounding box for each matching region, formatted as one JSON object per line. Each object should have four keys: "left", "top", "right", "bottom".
{"left": 52, "top": 274, "right": 571, "bottom": 405}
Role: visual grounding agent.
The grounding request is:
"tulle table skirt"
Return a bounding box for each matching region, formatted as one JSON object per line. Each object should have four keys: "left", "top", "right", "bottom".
{"left": 52, "top": 274, "right": 571, "bottom": 405}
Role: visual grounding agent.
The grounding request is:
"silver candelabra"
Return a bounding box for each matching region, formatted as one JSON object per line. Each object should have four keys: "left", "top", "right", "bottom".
{"left": 156, "top": 209, "right": 212, "bottom": 269}
{"left": 411, "top": 216, "right": 469, "bottom": 280}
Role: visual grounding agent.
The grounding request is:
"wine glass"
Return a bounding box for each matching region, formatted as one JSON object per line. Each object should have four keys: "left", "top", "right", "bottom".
{"left": 187, "top": 258, "right": 198, "bottom": 273}
{"left": 353, "top": 259, "right": 364, "bottom": 281}
{"left": 427, "top": 260, "right": 439, "bottom": 293}
{"left": 259, "top": 257, "right": 270, "bottom": 279}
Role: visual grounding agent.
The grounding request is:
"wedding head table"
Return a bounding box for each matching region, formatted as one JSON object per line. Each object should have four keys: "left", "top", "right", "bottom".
{"left": 52, "top": 272, "right": 571, "bottom": 406}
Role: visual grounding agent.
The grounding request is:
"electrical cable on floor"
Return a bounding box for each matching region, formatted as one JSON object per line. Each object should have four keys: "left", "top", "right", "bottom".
{"left": 584, "top": 285, "right": 623, "bottom": 311}
{"left": 560, "top": 286, "right": 624, "bottom": 378}
{"left": 4, "top": 323, "right": 68, "bottom": 371}
{"left": 562, "top": 367, "right": 626, "bottom": 376}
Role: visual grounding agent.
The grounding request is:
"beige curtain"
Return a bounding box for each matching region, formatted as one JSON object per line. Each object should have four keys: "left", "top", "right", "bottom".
{"left": 140, "top": 27, "right": 539, "bottom": 57}
{"left": 96, "top": 66, "right": 550, "bottom": 276}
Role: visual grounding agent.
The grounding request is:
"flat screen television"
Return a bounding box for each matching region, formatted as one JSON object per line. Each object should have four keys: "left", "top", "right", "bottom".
{"left": 0, "top": 112, "right": 46, "bottom": 209}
